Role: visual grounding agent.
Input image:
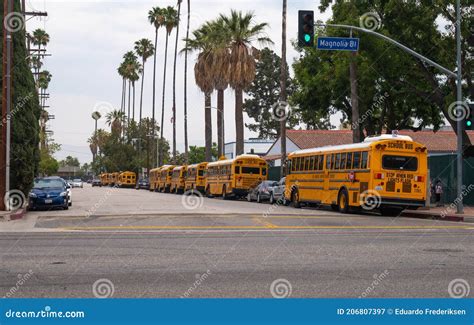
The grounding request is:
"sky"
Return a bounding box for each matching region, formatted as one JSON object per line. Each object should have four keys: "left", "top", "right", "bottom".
{"left": 26, "top": 0, "right": 333, "bottom": 164}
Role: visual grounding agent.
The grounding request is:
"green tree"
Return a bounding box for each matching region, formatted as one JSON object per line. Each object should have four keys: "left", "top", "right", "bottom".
{"left": 134, "top": 38, "right": 155, "bottom": 124}
{"left": 1, "top": 0, "right": 41, "bottom": 195}
{"left": 244, "top": 48, "right": 298, "bottom": 139}
{"left": 219, "top": 10, "right": 273, "bottom": 155}
{"left": 159, "top": 6, "right": 179, "bottom": 165}
{"left": 60, "top": 156, "right": 80, "bottom": 167}
{"left": 148, "top": 6, "right": 165, "bottom": 141}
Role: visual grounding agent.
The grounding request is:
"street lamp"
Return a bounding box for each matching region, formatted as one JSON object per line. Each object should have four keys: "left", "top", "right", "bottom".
{"left": 91, "top": 111, "right": 101, "bottom": 169}
{"left": 206, "top": 106, "right": 225, "bottom": 159}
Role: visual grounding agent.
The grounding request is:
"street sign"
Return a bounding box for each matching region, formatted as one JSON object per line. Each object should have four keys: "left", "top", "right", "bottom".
{"left": 317, "top": 37, "right": 359, "bottom": 51}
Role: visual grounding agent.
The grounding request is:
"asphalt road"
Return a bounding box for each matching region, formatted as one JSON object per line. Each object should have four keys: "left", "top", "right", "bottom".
{"left": 0, "top": 185, "right": 473, "bottom": 298}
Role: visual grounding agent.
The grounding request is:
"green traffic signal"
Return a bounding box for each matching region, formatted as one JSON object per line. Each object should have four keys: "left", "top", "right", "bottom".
{"left": 304, "top": 34, "right": 311, "bottom": 43}
{"left": 467, "top": 120, "right": 472, "bottom": 127}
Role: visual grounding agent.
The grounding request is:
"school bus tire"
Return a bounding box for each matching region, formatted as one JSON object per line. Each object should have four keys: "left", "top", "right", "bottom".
{"left": 222, "top": 185, "right": 228, "bottom": 200}
{"left": 337, "top": 188, "right": 349, "bottom": 214}
{"left": 206, "top": 186, "right": 213, "bottom": 198}
{"left": 291, "top": 188, "right": 301, "bottom": 209}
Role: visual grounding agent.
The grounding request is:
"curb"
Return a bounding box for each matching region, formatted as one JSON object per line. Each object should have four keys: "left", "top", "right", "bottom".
{"left": 401, "top": 211, "right": 465, "bottom": 222}
{"left": 0, "top": 208, "right": 27, "bottom": 222}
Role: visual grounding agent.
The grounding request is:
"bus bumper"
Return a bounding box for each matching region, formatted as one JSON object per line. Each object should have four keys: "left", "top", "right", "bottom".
{"left": 380, "top": 197, "right": 425, "bottom": 208}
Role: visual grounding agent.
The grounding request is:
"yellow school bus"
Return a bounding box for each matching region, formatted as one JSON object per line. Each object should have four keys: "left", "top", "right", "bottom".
{"left": 185, "top": 162, "right": 208, "bottom": 193}
{"left": 170, "top": 166, "right": 187, "bottom": 194}
{"left": 100, "top": 173, "right": 109, "bottom": 186}
{"left": 109, "top": 172, "right": 119, "bottom": 186}
{"left": 205, "top": 154, "right": 268, "bottom": 199}
{"left": 285, "top": 134, "right": 428, "bottom": 216}
{"left": 157, "top": 165, "right": 176, "bottom": 193}
{"left": 149, "top": 167, "right": 161, "bottom": 191}
{"left": 117, "top": 171, "right": 136, "bottom": 188}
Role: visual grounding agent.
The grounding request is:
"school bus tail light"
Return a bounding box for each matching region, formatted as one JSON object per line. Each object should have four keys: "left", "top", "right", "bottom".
{"left": 414, "top": 175, "right": 424, "bottom": 182}
{"left": 374, "top": 173, "right": 384, "bottom": 180}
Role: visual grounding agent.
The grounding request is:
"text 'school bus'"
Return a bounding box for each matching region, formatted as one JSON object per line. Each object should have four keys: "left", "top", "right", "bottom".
{"left": 148, "top": 168, "right": 161, "bottom": 191}
{"left": 170, "top": 166, "right": 187, "bottom": 194}
{"left": 185, "top": 162, "right": 208, "bottom": 193}
{"left": 285, "top": 134, "right": 428, "bottom": 216}
{"left": 117, "top": 171, "right": 137, "bottom": 188}
{"left": 205, "top": 154, "right": 269, "bottom": 199}
{"left": 157, "top": 165, "right": 176, "bottom": 193}
{"left": 100, "top": 173, "right": 109, "bottom": 186}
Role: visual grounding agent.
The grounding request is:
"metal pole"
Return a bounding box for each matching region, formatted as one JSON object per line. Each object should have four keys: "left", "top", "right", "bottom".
{"left": 317, "top": 23, "right": 456, "bottom": 78}
{"left": 455, "top": 0, "right": 463, "bottom": 214}
{"left": 4, "top": 0, "right": 13, "bottom": 211}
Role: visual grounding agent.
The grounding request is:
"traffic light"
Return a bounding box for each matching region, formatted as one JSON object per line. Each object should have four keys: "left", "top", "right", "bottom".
{"left": 466, "top": 103, "right": 474, "bottom": 130}
{"left": 298, "top": 10, "right": 314, "bottom": 47}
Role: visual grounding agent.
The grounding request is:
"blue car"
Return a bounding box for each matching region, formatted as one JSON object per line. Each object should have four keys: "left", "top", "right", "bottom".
{"left": 28, "top": 177, "right": 70, "bottom": 210}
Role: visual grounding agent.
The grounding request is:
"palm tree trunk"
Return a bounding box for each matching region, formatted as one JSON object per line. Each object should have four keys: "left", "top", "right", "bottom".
{"left": 217, "top": 89, "right": 224, "bottom": 158}
{"left": 127, "top": 80, "right": 131, "bottom": 137}
{"left": 172, "top": 2, "right": 182, "bottom": 162}
{"left": 132, "top": 82, "right": 136, "bottom": 122}
{"left": 205, "top": 92, "right": 212, "bottom": 162}
{"left": 280, "top": 0, "right": 287, "bottom": 177}
{"left": 152, "top": 28, "right": 159, "bottom": 127}
{"left": 183, "top": 0, "right": 191, "bottom": 163}
{"left": 235, "top": 88, "right": 244, "bottom": 156}
{"left": 139, "top": 60, "right": 145, "bottom": 123}
{"left": 159, "top": 32, "right": 170, "bottom": 166}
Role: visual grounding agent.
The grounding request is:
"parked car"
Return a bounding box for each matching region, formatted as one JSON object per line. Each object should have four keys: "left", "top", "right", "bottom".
{"left": 72, "top": 179, "right": 83, "bottom": 188}
{"left": 268, "top": 177, "right": 287, "bottom": 205}
{"left": 92, "top": 179, "right": 101, "bottom": 187}
{"left": 137, "top": 178, "right": 149, "bottom": 190}
{"left": 28, "top": 177, "right": 70, "bottom": 210}
{"left": 247, "top": 180, "right": 278, "bottom": 203}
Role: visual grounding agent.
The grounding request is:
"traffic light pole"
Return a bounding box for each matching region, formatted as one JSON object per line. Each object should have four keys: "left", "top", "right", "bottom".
{"left": 316, "top": 4, "right": 464, "bottom": 212}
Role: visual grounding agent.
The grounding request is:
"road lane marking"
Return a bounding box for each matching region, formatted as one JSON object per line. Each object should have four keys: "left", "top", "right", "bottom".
{"left": 252, "top": 217, "right": 278, "bottom": 228}
{"left": 61, "top": 225, "right": 474, "bottom": 231}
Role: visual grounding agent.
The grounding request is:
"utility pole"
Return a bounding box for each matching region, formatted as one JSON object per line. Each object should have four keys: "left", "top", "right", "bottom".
{"left": 1, "top": 0, "right": 13, "bottom": 211}
{"left": 455, "top": 0, "right": 463, "bottom": 214}
{"left": 280, "top": 0, "right": 287, "bottom": 178}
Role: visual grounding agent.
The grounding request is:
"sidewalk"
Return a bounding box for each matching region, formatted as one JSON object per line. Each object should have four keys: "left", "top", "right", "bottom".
{"left": 401, "top": 205, "right": 474, "bottom": 223}
{"left": 0, "top": 208, "right": 27, "bottom": 222}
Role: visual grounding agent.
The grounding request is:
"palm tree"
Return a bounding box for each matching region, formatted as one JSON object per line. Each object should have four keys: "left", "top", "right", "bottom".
{"left": 183, "top": 23, "right": 216, "bottom": 161}
{"left": 117, "top": 63, "right": 127, "bottom": 116}
{"left": 29, "top": 56, "right": 43, "bottom": 81}
{"left": 148, "top": 7, "right": 164, "bottom": 149}
{"left": 172, "top": 0, "right": 183, "bottom": 162}
{"left": 183, "top": 0, "right": 191, "bottom": 163}
{"left": 158, "top": 6, "right": 179, "bottom": 165}
{"left": 123, "top": 51, "right": 139, "bottom": 129}
{"left": 208, "top": 19, "right": 230, "bottom": 158}
{"left": 134, "top": 38, "right": 155, "bottom": 124}
{"left": 37, "top": 70, "right": 52, "bottom": 109}
{"left": 219, "top": 10, "right": 272, "bottom": 155}
{"left": 31, "top": 29, "right": 50, "bottom": 79}
{"left": 106, "top": 110, "right": 126, "bottom": 136}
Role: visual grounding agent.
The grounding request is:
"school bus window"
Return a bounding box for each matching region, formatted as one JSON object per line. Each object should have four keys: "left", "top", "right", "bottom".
{"left": 353, "top": 152, "right": 361, "bottom": 169}
{"left": 262, "top": 168, "right": 267, "bottom": 176}
{"left": 242, "top": 167, "right": 260, "bottom": 174}
{"left": 340, "top": 153, "right": 347, "bottom": 170}
{"left": 346, "top": 152, "right": 353, "bottom": 169}
{"left": 334, "top": 153, "right": 341, "bottom": 170}
{"left": 382, "top": 155, "right": 418, "bottom": 171}
{"left": 235, "top": 166, "right": 240, "bottom": 174}
{"left": 318, "top": 155, "right": 324, "bottom": 170}
{"left": 312, "top": 156, "right": 317, "bottom": 171}
{"left": 307, "top": 157, "right": 311, "bottom": 171}
{"left": 326, "top": 155, "right": 331, "bottom": 170}
{"left": 298, "top": 157, "right": 304, "bottom": 171}
{"left": 361, "top": 152, "right": 368, "bottom": 169}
